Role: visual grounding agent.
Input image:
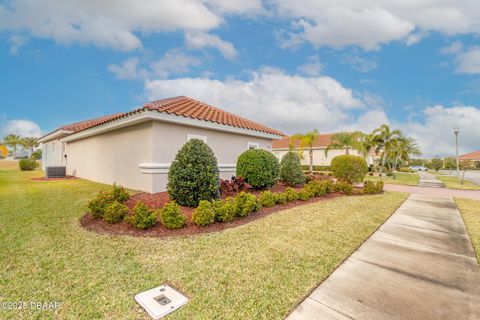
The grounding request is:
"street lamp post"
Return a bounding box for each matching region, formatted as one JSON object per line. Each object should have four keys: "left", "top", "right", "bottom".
{"left": 454, "top": 127, "right": 459, "bottom": 177}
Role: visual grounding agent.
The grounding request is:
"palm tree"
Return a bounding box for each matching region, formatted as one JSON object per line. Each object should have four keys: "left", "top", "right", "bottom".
{"left": 21, "top": 137, "right": 39, "bottom": 158}
{"left": 324, "top": 131, "right": 364, "bottom": 156}
{"left": 291, "top": 129, "right": 319, "bottom": 173}
{"left": 394, "top": 137, "right": 421, "bottom": 169}
{"left": 2, "top": 134, "right": 23, "bottom": 158}
{"left": 372, "top": 124, "right": 402, "bottom": 174}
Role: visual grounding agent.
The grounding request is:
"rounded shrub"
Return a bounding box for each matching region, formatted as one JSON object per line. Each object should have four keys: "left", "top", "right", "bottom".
{"left": 297, "top": 189, "right": 314, "bottom": 201}
{"left": 280, "top": 151, "right": 305, "bottom": 186}
{"left": 87, "top": 191, "right": 114, "bottom": 219}
{"left": 259, "top": 191, "right": 276, "bottom": 207}
{"left": 127, "top": 201, "right": 157, "bottom": 229}
{"left": 331, "top": 155, "right": 368, "bottom": 184}
{"left": 334, "top": 181, "right": 354, "bottom": 195}
{"left": 19, "top": 158, "right": 38, "bottom": 171}
{"left": 192, "top": 200, "right": 216, "bottom": 227}
{"left": 234, "top": 192, "right": 261, "bottom": 217}
{"left": 168, "top": 139, "right": 220, "bottom": 207}
{"left": 112, "top": 183, "right": 130, "bottom": 202}
{"left": 236, "top": 149, "right": 279, "bottom": 189}
{"left": 213, "top": 198, "right": 236, "bottom": 222}
{"left": 363, "top": 180, "right": 384, "bottom": 194}
{"left": 103, "top": 201, "right": 129, "bottom": 224}
{"left": 274, "top": 192, "right": 288, "bottom": 205}
{"left": 160, "top": 201, "right": 186, "bottom": 229}
{"left": 285, "top": 187, "right": 298, "bottom": 202}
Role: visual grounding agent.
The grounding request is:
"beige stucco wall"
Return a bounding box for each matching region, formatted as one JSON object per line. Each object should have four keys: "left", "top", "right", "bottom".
{"left": 65, "top": 119, "right": 274, "bottom": 193}
{"left": 42, "top": 139, "right": 66, "bottom": 170}
{"left": 150, "top": 121, "right": 273, "bottom": 193}
{"left": 66, "top": 121, "right": 154, "bottom": 192}
{"left": 273, "top": 148, "right": 373, "bottom": 166}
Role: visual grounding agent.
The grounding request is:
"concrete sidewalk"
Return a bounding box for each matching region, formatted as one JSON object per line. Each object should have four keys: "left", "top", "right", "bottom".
{"left": 417, "top": 171, "right": 444, "bottom": 188}
{"left": 287, "top": 194, "right": 480, "bottom": 320}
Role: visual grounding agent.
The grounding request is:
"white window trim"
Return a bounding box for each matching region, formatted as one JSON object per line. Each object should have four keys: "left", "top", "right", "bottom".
{"left": 247, "top": 141, "right": 259, "bottom": 149}
{"left": 186, "top": 133, "right": 207, "bottom": 143}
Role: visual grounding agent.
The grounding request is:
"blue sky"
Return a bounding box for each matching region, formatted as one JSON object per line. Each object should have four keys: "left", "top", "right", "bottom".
{"left": 0, "top": 0, "right": 479, "bottom": 157}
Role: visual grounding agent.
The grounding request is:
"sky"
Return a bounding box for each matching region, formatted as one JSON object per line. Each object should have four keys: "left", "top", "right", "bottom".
{"left": 0, "top": 0, "right": 479, "bottom": 157}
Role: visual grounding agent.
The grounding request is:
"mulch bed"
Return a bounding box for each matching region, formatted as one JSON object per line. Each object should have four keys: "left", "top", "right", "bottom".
{"left": 81, "top": 184, "right": 351, "bottom": 238}
{"left": 31, "top": 176, "right": 78, "bottom": 181}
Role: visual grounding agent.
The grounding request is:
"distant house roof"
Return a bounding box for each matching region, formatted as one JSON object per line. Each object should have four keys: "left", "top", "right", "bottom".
{"left": 459, "top": 150, "right": 480, "bottom": 161}
{"left": 272, "top": 133, "right": 336, "bottom": 149}
{"left": 41, "top": 96, "right": 284, "bottom": 143}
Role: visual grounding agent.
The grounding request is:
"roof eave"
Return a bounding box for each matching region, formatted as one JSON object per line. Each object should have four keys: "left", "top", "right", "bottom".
{"left": 38, "top": 129, "right": 74, "bottom": 143}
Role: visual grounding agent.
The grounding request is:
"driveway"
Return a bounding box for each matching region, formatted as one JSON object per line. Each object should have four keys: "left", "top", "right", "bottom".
{"left": 287, "top": 194, "right": 480, "bottom": 320}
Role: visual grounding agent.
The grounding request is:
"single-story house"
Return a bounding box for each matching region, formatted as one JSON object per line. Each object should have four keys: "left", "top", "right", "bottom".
{"left": 38, "top": 96, "right": 284, "bottom": 193}
{"left": 272, "top": 133, "right": 376, "bottom": 166}
{"left": 459, "top": 151, "right": 480, "bottom": 164}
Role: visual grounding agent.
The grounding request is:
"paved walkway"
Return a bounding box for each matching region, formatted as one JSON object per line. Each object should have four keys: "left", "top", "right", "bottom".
{"left": 383, "top": 183, "right": 480, "bottom": 200}
{"left": 287, "top": 194, "right": 480, "bottom": 320}
{"left": 417, "top": 171, "right": 444, "bottom": 188}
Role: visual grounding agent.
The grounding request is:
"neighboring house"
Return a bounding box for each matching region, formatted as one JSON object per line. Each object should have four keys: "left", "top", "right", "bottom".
{"left": 459, "top": 151, "right": 480, "bottom": 164}
{"left": 272, "top": 133, "right": 376, "bottom": 166}
{"left": 38, "top": 96, "right": 284, "bottom": 193}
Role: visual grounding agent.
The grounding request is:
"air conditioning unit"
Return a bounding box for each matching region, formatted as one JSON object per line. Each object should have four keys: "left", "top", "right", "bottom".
{"left": 45, "top": 166, "right": 66, "bottom": 178}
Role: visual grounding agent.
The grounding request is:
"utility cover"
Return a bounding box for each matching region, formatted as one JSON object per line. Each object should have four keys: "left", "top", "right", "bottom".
{"left": 135, "top": 284, "right": 188, "bottom": 319}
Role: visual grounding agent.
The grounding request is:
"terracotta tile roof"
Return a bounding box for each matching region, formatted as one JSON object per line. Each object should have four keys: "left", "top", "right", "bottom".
{"left": 272, "top": 133, "right": 335, "bottom": 149}
{"left": 60, "top": 113, "right": 125, "bottom": 132}
{"left": 142, "top": 96, "right": 284, "bottom": 136}
{"left": 459, "top": 150, "right": 480, "bottom": 161}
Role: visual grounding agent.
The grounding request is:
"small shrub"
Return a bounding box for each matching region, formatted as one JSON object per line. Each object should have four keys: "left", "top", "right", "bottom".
{"left": 386, "top": 172, "right": 393, "bottom": 177}
{"left": 234, "top": 192, "right": 261, "bottom": 217}
{"left": 213, "top": 198, "right": 236, "bottom": 222}
{"left": 87, "top": 191, "right": 114, "bottom": 219}
{"left": 301, "top": 165, "right": 331, "bottom": 171}
{"left": 112, "top": 183, "right": 130, "bottom": 202}
{"left": 274, "top": 192, "right": 288, "bottom": 205}
{"left": 160, "top": 202, "right": 186, "bottom": 229}
{"left": 398, "top": 167, "right": 412, "bottom": 173}
{"left": 168, "top": 139, "right": 220, "bottom": 207}
{"left": 363, "top": 180, "right": 384, "bottom": 194}
{"left": 220, "top": 176, "right": 246, "bottom": 196}
{"left": 103, "top": 201, "right": 129, "bottom": 224}
{"left": 304, "top": 181, "right": 327, "bottom": 197}
{"left": 334, "top": 181, "right": 354, "bottom": 195}
{"left": 236, "top": 149, "right": 280, "bottom": 189}
{"left": 378, "top": 173, "right": 383, "bottom": 177}
{"left": 305, "top": 174, "right": 314, "bottom": 183}
{"left": 331, "top": 155, "right": 368, "bottom": 184}
{"left": 259, "top": 191, "right": 276, "bottom": 207}
{"left": 19, "top": 158, "right": 38, "bottom": 171}
{"left": 280, "top": 151, "right": 305, "bottom": 186}
{"left": 285, "top": 187, "right": 298, "bottom": 201}
{"left": 322, "top": 180, "right": 334, "bottom": 193}
{"left": 368, "top": 172, "right": 374, "bottom": 176}
{"left": 192, "top": 200, "right": 216, "bottom": 226}
{"left": 127, "top": 201, "right": 157, "bottom": 229}
{"left": 297, "top": 189, "right": 314, "bottom": 201}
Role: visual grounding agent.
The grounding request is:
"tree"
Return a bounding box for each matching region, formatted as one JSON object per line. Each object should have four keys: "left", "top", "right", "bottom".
{"left": 21, "top": 137, "right": 39, "bottom": 158}
{"left": 372, "top": 124, "right": 402, "bottom": 174}
{"left": 279, "top": 151, "right": 305, "bottom": 186}
{"left": 459, "top": 160, "right": 474, "bottom": 185}
{"left": 325, "top": 131, "right": 364, "bottom": 156}
{"left": 430, "top": 157, "right": 443, "bottom": 172}
{"left": 389, "top": 136, "right": 421, "bottom": 170}
{"left": 291, "top": 129, "right": 319, "bottom": 174}
{"left": 443, "top": 157, "right": 456, "bottom": 175}
{"left": 2, "top": 134, "right": 23, "bottom": 158}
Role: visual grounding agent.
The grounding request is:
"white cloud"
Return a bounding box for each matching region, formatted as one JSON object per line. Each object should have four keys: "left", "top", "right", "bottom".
{"left": 151, "top": 51, "right": 201, "bottom": 78}
{"left": 8, "top": 34, "right": 27, "bottom": 55}
{"left": 297, "top": 55, "right": 323, "bottom": 76}
{"left": 107, "top": 57, "right": 142, "bottom": 80}
{"left": 398, "top": 105, "right": 480, "bottom": 157}
{"left": 273, "top": 1, "right": 480, "bottom": 50}
{"left": 185, "top": 32, "right": 237, "bottom": 59}
{"left": 144, "top": 66, "right": 369, "bottom": 133}
{"left": 1, "top": 119, "right": 42, "bottom": 137}
{"left": 341, "top": 53, "right": 378, "bottom": 72}
{"left": 440, "top": 41, "right": 463, "bottom": 55}
{"left": 0, "top": 0, "right": 223, "bottom": 51}
{"left": 456, "top": 48, "right": 480, "bottom": 74}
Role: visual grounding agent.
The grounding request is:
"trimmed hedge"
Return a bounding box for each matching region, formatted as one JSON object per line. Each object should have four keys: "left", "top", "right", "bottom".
{"left": 103, "top": 201, "right": 129, "bottom": 224}
{"left": 334, "top": 181, "right": 354, "bottom": 195}
{"left": 331, "top": 155, "right": 368, "bottom": 184}
{"left": 192, "top": 200, "right": 216, "bottom": 226}
{"left": 285, "top": 187, "right": 298, "bottom": 201}
{"left": 259, "top": 191, "right": 276, "bottom": 207}
{"left": 168, "top": 139, "right": 220, "bottom": 207}
{"left": 19, "top": 158, "right": 38, "bottom": 171}
{"left": 160, "top": 202, "right": 186, "bottom": 229}
{"left": 280, "top": 151, "right": 305, "bottom": 186}
{"left": 127, "top": 201, "right": 157, "bottom": 229}
{"left": 213, "top": 198, "right": 236, "bottom": 222}
{"left": 236, "top": 149, "right": 279, "bottom": 189}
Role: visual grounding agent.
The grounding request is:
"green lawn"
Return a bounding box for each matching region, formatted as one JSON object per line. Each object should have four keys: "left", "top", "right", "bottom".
{"left": 436, "top": 175, "right": 480, "bottom": 191}
{"left": 456, "top": 198, "right": 480, "bottom": 263}
{"left": 364, "top": 172, "right": 420, "bottom": 186}
{"left": 0, "top": 169, "right": 407, "bottom": 319}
